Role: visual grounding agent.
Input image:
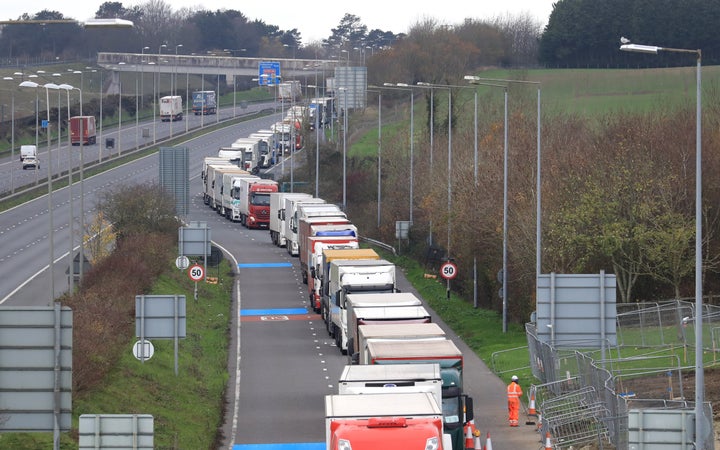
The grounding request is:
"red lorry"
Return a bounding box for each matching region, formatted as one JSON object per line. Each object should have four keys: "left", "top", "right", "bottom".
{"left": 69, "top": 116, "right": 97, "bottom": 145}
{"left": 297, "top": 216, "right": 356, "bottom": 283}
{"left": 237, "top": 178, "right": 279, "bottom": 228}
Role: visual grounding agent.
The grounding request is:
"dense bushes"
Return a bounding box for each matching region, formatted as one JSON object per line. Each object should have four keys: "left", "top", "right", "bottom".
{"left": 61, "top": 183, "right": 180, "bottom": 394}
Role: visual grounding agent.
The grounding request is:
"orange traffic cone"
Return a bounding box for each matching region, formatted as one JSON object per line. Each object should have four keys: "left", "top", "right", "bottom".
{"left": 528, "top": 391, "right": 537, "bottom": 416}
{"left": 484, "top": 431, "right": 493, "bottom": 450}
{"left": 465, "top": 424, "right": 475, "bottom": 449}
{"left": 544, "top": 431, "right": 552, "bottom": 450}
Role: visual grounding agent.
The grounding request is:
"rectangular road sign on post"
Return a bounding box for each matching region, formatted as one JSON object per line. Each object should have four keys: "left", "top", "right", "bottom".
{"left": 0, "top": 303, "right": 72, "bottom": 432}
{"left": 178, "top": 221, "right": 211, "bottom": 257}
{"left": 135, "top": 295, "right": 187, "bottom": 375}
{"left": 79, "top": 414, "right": 154, "bottom": 449}
{"left": 258, "top": 61, "right": 281, "bottom": 86}
{"left": 135, "top": 295, "right": 187, "bottom": 339}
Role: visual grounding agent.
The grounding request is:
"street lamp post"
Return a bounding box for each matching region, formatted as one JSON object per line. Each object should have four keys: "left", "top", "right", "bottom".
{"left": 117, "top": 63, "right": 124, "bottom": 156}
{"left": 466, "top": 75, "right": 541, "bottom": 328}
{"left": 2, "top": 77, "right": 16, "bottom": 192}
{"left": 366, "top": 89, "right": 382, "bottom": 227}
{"left": 19, "top": 80, "right": 59, "bottom": 304}
{"left": 174, "top": 44, "right": 183, "bottom": 97}
{"left": 57, "top": 84, "right": 76, "bottom": 290}
{"left": 140, "top": 46, "right": 149, "bottom": 143}
{"left": 620, "top": 40, "right": 705, "bottom": 449}
{"left": 338, "top": 87, "right": 348, "bottom": 211}
{"left": 383, "top": 83, "right": 415, "bottom": 224}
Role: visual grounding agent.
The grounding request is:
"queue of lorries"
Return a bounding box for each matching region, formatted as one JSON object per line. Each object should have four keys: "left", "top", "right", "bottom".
{"left": 200, "top": 109, "right": 475, "bottom": 448}
{"left": 263, "top": 191, "right": 476, "bottom": 450}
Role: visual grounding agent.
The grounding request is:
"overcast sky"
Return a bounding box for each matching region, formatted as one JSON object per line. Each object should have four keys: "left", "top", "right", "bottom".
{"left": 2, "top": 1, "right": 557, "bottom": 44}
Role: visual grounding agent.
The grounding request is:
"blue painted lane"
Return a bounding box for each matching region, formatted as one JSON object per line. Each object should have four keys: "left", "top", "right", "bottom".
{"left": 233, "top": 443, "right": 324, "bottom": 450}
{"left": 240, "top": 307, "right": 309, "bottom": 316}
{"left": 238, "top": 262, "right": 293, "bottom": 268}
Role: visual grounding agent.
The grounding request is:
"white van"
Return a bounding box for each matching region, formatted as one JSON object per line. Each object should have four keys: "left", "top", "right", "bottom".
{"left": 20, "top": 145, "right": 37, "bottom": 161}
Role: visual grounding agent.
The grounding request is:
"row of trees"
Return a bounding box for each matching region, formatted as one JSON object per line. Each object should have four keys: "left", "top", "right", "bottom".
{"left": 0, "top": 2, "right": 404, "bottom": 63}
{"left": 0, "top": 1, "right": 542, "bottom": 68}
{"left": 540, "top": 0, "right": 720, "bottom": 67}
{"left": 317, "top": 82, "right": 720, "bottom": 321}
{"left": 4, "top": 0, "right": 718, "bottom": 70}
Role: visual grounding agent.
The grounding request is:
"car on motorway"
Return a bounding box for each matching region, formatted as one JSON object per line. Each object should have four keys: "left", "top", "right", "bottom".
{"left": 22, "top": 156, "right": 40, "bottom": 170}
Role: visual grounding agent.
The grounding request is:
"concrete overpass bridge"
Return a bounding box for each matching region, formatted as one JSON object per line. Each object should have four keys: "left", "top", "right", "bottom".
{"left": 97, "top": 52, "right": 339, "bottom": 94}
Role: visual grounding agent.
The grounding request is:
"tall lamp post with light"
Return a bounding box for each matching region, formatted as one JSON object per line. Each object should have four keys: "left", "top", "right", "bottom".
{"left": 58, "top": 83, "right": 74, "bottom": 289}
{"left": 19, "top": 80, "right": 59, "bottom": 303}
{"left": 383, "top": 83, "right": 415, "bottom": 224}
{"left": 620, "top": 39, "right": 706, "bottom": 449}
{"left": 2, "top": 76, "right": 16, "bottom": 192}
{"left": 59, "top": 83, "right": 85, "bottom": 283}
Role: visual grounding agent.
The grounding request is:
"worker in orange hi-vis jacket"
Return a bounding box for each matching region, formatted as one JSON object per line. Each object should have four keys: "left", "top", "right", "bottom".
{"left": 507, "top": 375, "right": 523, "bottom": 427}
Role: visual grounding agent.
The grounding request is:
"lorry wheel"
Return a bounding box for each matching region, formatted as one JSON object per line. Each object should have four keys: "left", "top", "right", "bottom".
{"left": 334, "top": 326, "right": 341, "bottom": 348}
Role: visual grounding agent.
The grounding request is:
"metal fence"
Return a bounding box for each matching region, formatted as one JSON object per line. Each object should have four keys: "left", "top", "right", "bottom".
{"left": 526, "top": 300, "right": 719, "bottom": 449}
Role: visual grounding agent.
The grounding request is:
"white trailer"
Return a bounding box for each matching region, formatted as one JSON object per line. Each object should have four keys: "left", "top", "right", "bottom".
{"left": 269, "top": 192, "right": 312, "bottom": 247}
{"left": 327, "top": 259, "right": 397, "bottom": 353}
{"left": 159, "top": 95, "right": 183, "bottom": 121}
{"left": 282, "top": 197, "right": 326, "bottom": 256}
{"left": 338, "top": 363, "right": 443, "bottom": 409}
{"left": 221, "top": 173, "right": 257, "bottom": 221}
{"left": 211, "top": 166, "right": 248, "bottom": 212}
{"left": 357, "top": 323, "right": 446, "bottom": 365}
{"left": 231, "top": 137, "right": 262, "bottom": 173}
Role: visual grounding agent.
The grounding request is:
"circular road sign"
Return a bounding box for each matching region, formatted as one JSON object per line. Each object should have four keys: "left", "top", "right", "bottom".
{"left": 439, "top": 261, "right": 458, "bottom": 280}
{"left": 188, "top": 264, "right": 205, "bottom": 282}
{"left": 176, "top": 255, "right": 190, "bottom": 270}
{"left": 132, "top": 340, "right": 155, "bottom": 361}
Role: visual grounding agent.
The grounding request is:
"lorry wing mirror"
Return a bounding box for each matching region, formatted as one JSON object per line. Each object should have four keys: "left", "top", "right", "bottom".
{"left": 310, "top": 267, "right": 316, "bottom": 278}
{"left": 464, "top": 396, "right": 474, "bottom": 422}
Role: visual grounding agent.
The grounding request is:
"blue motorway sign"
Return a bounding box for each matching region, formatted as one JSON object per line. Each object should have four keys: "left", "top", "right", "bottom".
{"left": 258, "top": 61, "right": 281, "bottom": 86}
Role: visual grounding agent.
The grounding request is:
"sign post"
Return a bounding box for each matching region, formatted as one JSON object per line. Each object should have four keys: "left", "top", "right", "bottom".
{"left": 440, "top": 261, "right": 458, "bottom": 301}
{"left": 188, "top": 264, "right": 205, "bottom": 300}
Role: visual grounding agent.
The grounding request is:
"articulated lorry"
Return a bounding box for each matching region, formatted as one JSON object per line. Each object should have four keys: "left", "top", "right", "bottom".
{"left": 338, "top": 363, "right": 443, "bottom": 410}
{"left": 159, "top": 95, "right": 183, "bottom": 121}
{"left": 282, "top": 197, "right": 327, "bottom": 256}
{"left": 70, "top": 116, "right": 97, "bottom": 145}
{"left": 366, "top": 339, "right": 474, "bottom": 450}
{"left": 221, "top": 173, "right": 258, "bottom": 220}
{"left": 357, "top": 323, "right": 446, "bottom": 365}
{"left": 345, "top": 292, "right": 429, "bottom": 364}
{"left": 291, "top": 203, "right": 346, "bottom": 258}
{"left": 298, "top": 215, "right": 355, "bottom": 282}
{"left": 327, "top": 259, "right": 397, "bottom": 354}
{"left": 325, "top": 392, "right": 450, "bottom": 450}
{"left": 319, "top": 248, "right": 380, "bottom": 330}
{"left": 192, "top": 90, "right": 216, "bottom": 115}
{"left": 305, "top": 235, "right": 359, "bottom": 313}
{"left": 236, "top": 177, "right": 278, "bottom": 228}
{"left": 211, "top": 166, "right": 248, "bottom": 212}
{"left": 201, "top": 157, "right": 233, "bottom": 205}
{"left": 269, "top": 192, "right": 311, "bottom": 247}
{"left": 231, "top": 137, "right": 262, "bottom": 173}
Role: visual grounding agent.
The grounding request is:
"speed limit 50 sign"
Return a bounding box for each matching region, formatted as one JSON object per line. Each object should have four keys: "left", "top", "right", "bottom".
{"left": 188, "top": 264, "right": 205, "bottom": 282}
{"left": 439, "top": 262, "right": 458, "bottom": 280}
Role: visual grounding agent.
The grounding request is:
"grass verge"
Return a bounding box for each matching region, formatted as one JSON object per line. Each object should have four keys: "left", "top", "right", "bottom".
{"left": 0, "top": 259, "right": 234, "bottom": 449}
